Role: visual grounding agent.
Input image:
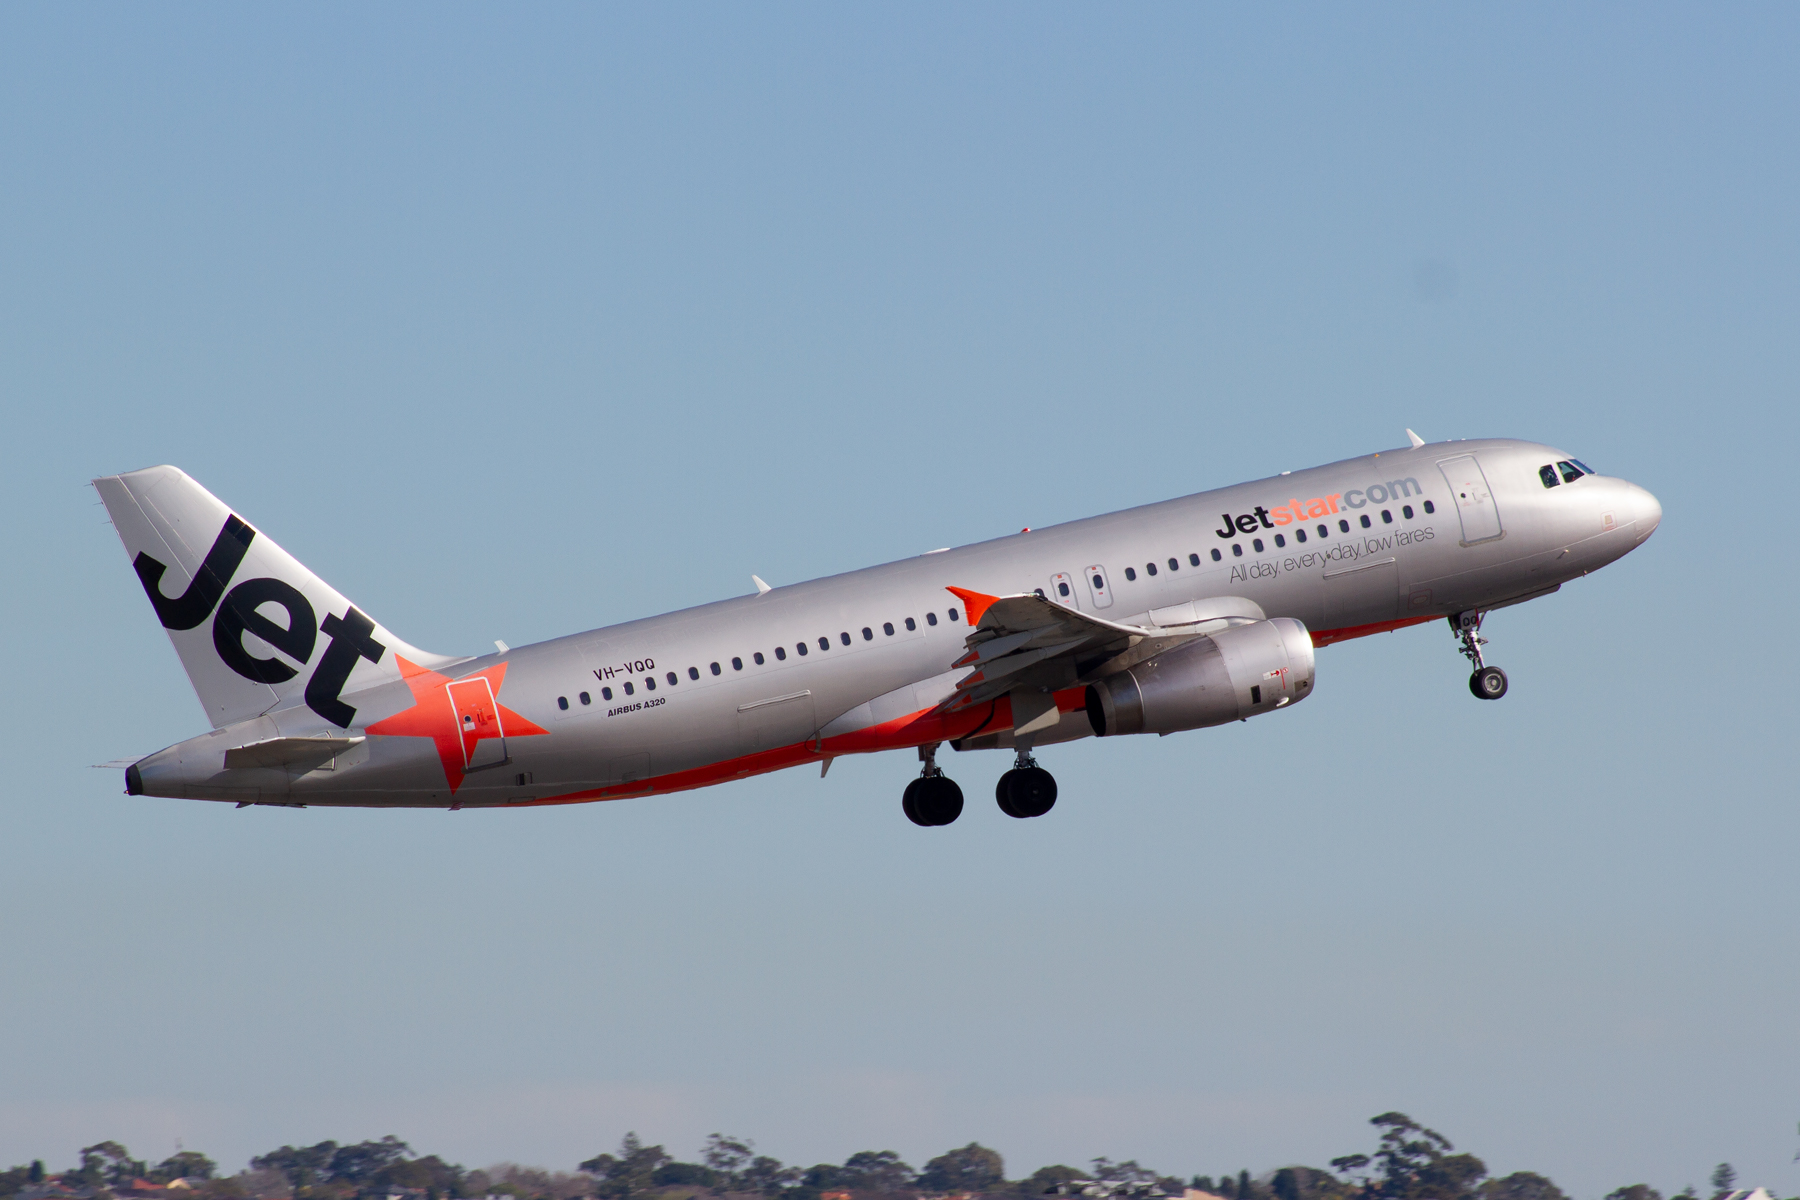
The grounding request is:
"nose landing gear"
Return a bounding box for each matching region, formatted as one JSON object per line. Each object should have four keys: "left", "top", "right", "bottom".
{"left": 903, "top": 742, "right": 964, "bottom": 826}
{"left": 1452, "top": 611, "right": 1508, "bottom": 700}
{"left": 996, "top": 748, "right": 1057, "bottom": 818}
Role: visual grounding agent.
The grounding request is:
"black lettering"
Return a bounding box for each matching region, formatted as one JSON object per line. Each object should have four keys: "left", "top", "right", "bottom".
{"left": 1254, "top": 505, "right": 1274, "bottom": 529}
{"left": 133, "top": 515, "right": 254, "bottom": 630}
{"left": 212, "top": 577, "right": 317, "bottom": 684}
{"left": 1216, "top": 514, "right": 1236, "bottom": 538}
{"left": 1235, "top": 513, "right": 1259, "bottom": 534}
{"left": 305, "top": 607, "right": 387, "bottom": 728}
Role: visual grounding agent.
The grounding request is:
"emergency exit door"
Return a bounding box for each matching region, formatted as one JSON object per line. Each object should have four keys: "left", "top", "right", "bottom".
{"left": 447, "top": 676, "right": 509, "bottom": 770}
{"left": 1438, "top": 455, "right": 1504, "bottom": 545}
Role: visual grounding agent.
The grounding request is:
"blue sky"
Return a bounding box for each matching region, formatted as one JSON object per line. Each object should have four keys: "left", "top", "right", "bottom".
{"left": 2, "top": 5, "right": 1796, "bottom": 1197}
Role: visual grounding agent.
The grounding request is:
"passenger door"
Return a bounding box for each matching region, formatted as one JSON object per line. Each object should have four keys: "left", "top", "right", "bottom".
{"left": 447, "top": 676, "right": 509, "bottom": 771}
{"left": 1048, "top": 571, "right": 1079, "bottom": 609}
{"left": 1438, "top": 455, "right": 1503, "bottom": 545}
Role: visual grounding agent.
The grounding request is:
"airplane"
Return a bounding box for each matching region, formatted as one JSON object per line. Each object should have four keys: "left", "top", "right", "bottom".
{"left": 95, "top": 431, "right": 1660, "bottom": 826}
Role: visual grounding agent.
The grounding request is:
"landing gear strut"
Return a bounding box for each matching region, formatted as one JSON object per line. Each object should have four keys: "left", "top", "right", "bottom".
{"left": 1452, "top": 610, "right": 1508, "bottom": 700}
{"left": 996, "top": 748, "right": 1057, "bottom": 818}
{"left": 903, "top": 742, "right": 964, "bottom": 826}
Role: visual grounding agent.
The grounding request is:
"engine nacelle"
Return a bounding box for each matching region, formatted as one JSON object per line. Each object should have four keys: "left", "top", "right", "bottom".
{"left": 1085, "top": 617, "right": 1315, "bottom": 736}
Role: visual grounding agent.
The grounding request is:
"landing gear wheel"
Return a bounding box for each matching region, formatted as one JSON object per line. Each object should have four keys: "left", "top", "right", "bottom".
{"left": 996, "top": 766, "right": 1057, "bottom": 818}
{"left": 912, "top": 775, "right": 964, "bottom": 825}
{"left": 902, "top": 778, "right": 929, "bottom": 826}
{"left": 1470, "top": 665, "right": 1508, "bottom": 700}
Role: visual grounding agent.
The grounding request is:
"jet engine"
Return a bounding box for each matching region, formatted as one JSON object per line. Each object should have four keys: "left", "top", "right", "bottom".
{"left": 1085, "top": 617, "right": 1315, "bottom": 736}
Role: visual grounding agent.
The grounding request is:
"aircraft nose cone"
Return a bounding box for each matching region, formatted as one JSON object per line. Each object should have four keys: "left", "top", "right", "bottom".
{"left": 1633, "top": 484, "right": 1662, "bottom": 539}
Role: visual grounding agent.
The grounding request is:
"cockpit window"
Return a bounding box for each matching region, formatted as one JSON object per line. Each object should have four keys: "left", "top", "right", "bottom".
{"left": 1571, "top": 459, "right": 1595, "bottom": 475}
{"left": 1558, "top": 461, "right": 1582, "bottom": 483}
{"left": 1539, "top": 464, "right": 1560, "bottom": 488}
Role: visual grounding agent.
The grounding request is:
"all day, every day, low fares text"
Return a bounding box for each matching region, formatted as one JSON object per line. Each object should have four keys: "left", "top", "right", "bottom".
{"left": 96, "top": 432, "right": 1660, "bottom": 825}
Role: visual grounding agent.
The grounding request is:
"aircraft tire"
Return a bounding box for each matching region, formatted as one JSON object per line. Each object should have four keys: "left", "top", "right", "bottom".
{"left": 902, "top": 779, "right": 931, "bottom": 827}
{"left": 997, "top": 767, "right": 1057, "bottom": 818}
{"left": 1470, "top": 666, "right": 1509, "bottom": 700}
{"left": 912, "top": 775, "right": 964, "bottom": 826}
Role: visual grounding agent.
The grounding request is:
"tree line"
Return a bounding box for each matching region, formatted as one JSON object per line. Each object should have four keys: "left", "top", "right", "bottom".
{"left": 0, "top": 1113, "right": 1782, "bottom": 1200}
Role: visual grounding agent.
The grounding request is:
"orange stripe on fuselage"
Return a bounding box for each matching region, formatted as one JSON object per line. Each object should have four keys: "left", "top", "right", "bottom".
{"left": 519, "top": 686, "right": 1089, "bottom": 808}
{"left": 1308, "top": 614, "right": 1437, "bottom": 647}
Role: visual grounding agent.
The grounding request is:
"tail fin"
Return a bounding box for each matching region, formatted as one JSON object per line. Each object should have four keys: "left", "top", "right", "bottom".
{"left": 94, "top": 465, "right": 455, "bottom": 729}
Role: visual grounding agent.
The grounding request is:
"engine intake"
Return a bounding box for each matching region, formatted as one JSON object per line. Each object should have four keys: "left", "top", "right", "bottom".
{"left": 1085, "top": 617, "right": 1315, "bottom": 736}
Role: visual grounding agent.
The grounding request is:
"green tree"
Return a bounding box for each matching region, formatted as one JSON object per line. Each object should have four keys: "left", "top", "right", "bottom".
{"left": 1272, "top": 1172, "right": 1299, "bottom": 1200}
{"left": 1330, "top": 1114, "right": 1485, "bottom": 1200}
{"left": 1710, "top": 1167, "right": 1736, "bottom": 1197}
{"left": 702, "top": 1137, "right": 755, "bottom": 1192}
{"left": 837, "top": 1153, "right": 914, "bottom": 1195}
{"left": 1020, "top": 1167, "right": 1086, "bottom": 1196}
{"left": 251, "top": 1142, "right": 340, "bottom": 1194}
{"left": 741, "top": 1157, "right": 799, "bottom": 1195}
{"left": 1239, "top": 1173, "right": 1254, "bottom": 1200}
{"left": 581, "top": 1135, "right": 672, "bottom": 1200}
{"left": 329, "top": 1139, "right": 413, "bottom": 1187}
{"left": 153, "top": 1153, "right": 218, "bottom": 1184}
{"left": 1480, "top": 1173, "right": 1567, "bottom": 1200}
{"left": 919, "top": 1148, "right": 1003, "bottom": 1195}
{"left": 1605, "top": 1187, "right": 1662, "bottom": 1200}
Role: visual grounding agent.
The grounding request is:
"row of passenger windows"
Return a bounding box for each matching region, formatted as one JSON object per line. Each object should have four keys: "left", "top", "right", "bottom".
{"left": 1540, "top": 459, "right": 1594, "bottom": 488}
{"left": 1114, "top": 501, "right": 1438, "bottom": 579}
{"left": 557, "top": 607, "right": 963, "bottom": 707}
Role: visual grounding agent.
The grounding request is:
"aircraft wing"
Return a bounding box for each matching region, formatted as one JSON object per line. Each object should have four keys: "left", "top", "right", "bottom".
{"left": 938, "top": 586, "right": 1263, "bottom": 713}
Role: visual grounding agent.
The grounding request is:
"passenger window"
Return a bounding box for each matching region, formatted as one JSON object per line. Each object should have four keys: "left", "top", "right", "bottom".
{"left": 1091, "top": 573, "right": 1104, "bottom": 588}
{"left": 1274, "top": 534, "right": 1285, "bottom": 548}
{"left": 1403, "top": 505, "right": 1414, "bottom": 519}
{"left": 1169, "top": 557, "right": 1179, "bottom": 571}
{"left": 753, "top": 652, "right": 765, "bottom": 665}
{"left": 863, "top": 627, "right": 874, "bottom": 640}
{"left": 688, "top": 666, "right": 699, "bottom": 680}
{"left": 1295, "top": 529, "right": 1307, "bottom": 543}
{"left": 905, "top": 617, "right": 917, "bottom": 631}
{"left": 711, "top": 662, "right": 722, "bottom": 675}
{"left": 1423, "top": 500, "right": 1435, "bottom": 514}
{"left": 1189, "top": 553, "right": 1200, "bottom": 567}
{"left": 1253, "top": 538, "right": 1264, "bottom": 552}
{"left": 819, "top": 636, "right": 830, "bottom": 650}
{"left": 1558, "top": 461, "right": 1582, "bottom": 483}
{"left": 840, "top": 631, "right": 851, "bottom": 645}
{"left": 645, "top": 676, "right": 656, "bottom": 691}
{"left": 1318, "top": 524, "right": 1329, "bottom": 537}
{"left": 557, "top": 696, "right": 569, "bottom": 710}
{"left": 795, "top": 643, "right": 806, "bottom": 656}
{"left": 1540, "top": 464, "right": 1560, "bottom": 488}
{"left": 948, "top": 608, "right": 960, "bottom": 621}
{"left": 1381, "top": 510, "right": 1393, "bottom": 524}
{"left": 1146, "top": 562, "right": 1157, "bottom": 576}
{"left": 883, "top": 622, "right": 895, "bottom": 636}
{"left": 580, "top": 692, "right": 590, "bottom": 705}
{"left": 731, "top": 657, "right": 743, "bottom": 671}
{"left": 926, "top": 612, "right": 938, "bottom": 625}
{"left": 1057, "top": 581, "right": 1071, "bottom": 597}
{"left": 667, "top": 671, "right": 678, "bottom": 685}
{"left": 602, "top": 686, "right": 614, "bottom": 700}
{"left": 1232, "top": 544, "right": 1243, "bottom": 557}
{"left": 775, "top": 646, "right": 787, "bottom": 660}
{"left": 1124, "top": 567, "right": 1137, "bottom": 581}
{"left": 623, "top": 681, "right": 634, "bottom": 695}
{"left": 1211, "top": 548, "right": 1222, "bottom": 561}
{"left": 1360, "top": 514, "right": 1371, "bottom": 528}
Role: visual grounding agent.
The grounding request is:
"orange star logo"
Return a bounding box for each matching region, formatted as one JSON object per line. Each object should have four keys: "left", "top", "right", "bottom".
{"left": 366, "top": 656, "right": 548, "bottom": 792}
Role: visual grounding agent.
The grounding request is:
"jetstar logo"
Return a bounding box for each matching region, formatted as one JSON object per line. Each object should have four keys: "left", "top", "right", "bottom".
{"left": 134, "top": 516, "right": 385, "bottom": 728}
{"left": 365, "top": 657, "right": 548, "bottom": 792}
{"left": 1215, "top": 477, "right": 1424, "bottom": 536}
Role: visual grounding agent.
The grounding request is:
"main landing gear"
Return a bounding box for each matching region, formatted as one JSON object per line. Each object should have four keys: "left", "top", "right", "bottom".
{"left": 903, "top": 743, "right": 965, "bottom": 826}
{"left": 1452, "top": 610, "right": 1508, "bottom": 700}
{"left": 996, "top": 749, "right": 1057, "bottom": 819}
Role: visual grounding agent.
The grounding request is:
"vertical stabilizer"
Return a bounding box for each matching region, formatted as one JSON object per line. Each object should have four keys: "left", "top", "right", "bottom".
{"left": 94, "top": 466, "right": 455, "bottom": 729}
